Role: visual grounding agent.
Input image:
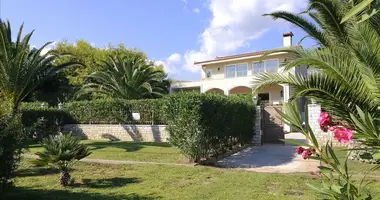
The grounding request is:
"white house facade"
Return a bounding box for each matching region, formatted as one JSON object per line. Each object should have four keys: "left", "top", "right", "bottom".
{"left": 170, "top": 33, "right": 308, "bottom": 133}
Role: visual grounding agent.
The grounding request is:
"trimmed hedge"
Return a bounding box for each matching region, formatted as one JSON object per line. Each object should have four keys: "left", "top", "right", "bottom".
{"left": 22, "top": 93, "right": 256, "bottom": 162}
{"left": 164, "top": 93, "right": 255, "bottom": 162}
{"left": 21, "top": 99, "right": 167, "bottom": 126}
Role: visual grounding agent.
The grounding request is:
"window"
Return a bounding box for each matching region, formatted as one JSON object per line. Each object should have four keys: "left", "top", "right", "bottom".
{"left": 258, "top": 93, "right": 269, "bottom": 101}
{"left": 225, "top": 63, "right": 248, "bottom": 78}
{"left": 225, "top": 65, "right": 236, "bottom": 78}
{"left": 253, "top": 59, "right": 279, "bottom": 75}
{"left": 236, "top": 64, "right": 248, "bottom": 77}
{"left": 253, "top": 62, "right": 265, "bottom": 75}
{"left": 265, "top": 60, "right": 278, "bottom": 73}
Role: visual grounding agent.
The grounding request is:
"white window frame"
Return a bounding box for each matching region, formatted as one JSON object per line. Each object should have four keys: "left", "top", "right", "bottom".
{"left": 252, "top": 59, "right": 279, "bottom": 75}
{"left": 224, "top": 63, "right": 248, "bottom": 78}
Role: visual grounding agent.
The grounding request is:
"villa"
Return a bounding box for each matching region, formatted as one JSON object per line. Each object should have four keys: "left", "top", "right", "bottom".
{"left": 170, "top": 32, "right": 308, "bottom": 137}
{"left": 170, "top": 32, "right": 307, "bottom": 104}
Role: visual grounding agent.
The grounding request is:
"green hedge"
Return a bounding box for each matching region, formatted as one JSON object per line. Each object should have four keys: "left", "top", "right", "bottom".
{"left": 21, "top": 99, "right": 167, "bottom": 126}
{"left": 164, "top": 93, "right": 255, "bottom": 162}
{"left": 22, "top": 93, "right": 256, "bottom": 162}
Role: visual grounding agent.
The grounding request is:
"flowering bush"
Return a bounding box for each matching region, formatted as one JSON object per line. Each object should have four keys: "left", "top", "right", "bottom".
{"left": 317, "top": 111, "right": 353, "bottom": 144}
{"left": 278, "top": 103, "right": 379, "bottom": 199}
{"left": 318, "top": 111, "right": 331, "bottom": 131}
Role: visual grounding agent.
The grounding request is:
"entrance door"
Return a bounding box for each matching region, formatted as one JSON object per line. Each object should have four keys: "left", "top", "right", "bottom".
{"left": 262, "top": 106, "right": 284, "bottom": 143}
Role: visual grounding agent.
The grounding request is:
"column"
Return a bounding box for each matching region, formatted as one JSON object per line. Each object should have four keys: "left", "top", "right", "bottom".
{"left": 252, "top": 106, "right": 262, "bottom": 145}
{"left": 280, "top": 84, "right": 291, "bottom": 132}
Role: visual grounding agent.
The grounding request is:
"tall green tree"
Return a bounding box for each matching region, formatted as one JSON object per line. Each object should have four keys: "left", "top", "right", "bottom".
{"left": 0, "top": 20, "right": 81, "bottom": 113}
{"left": 53, "top": 40, "right": 165, "bottom": 101}
{"left": 0, "top": 19, "right": 80, "bottom": 191}
{"left": 253, "top": 0, "right": 380, "bottom": 126}
{"left": 77, "top": 55, "right": 170, "bottom": 100}
{"left": 341, "top": 0, "right": 380, "bottom": 23}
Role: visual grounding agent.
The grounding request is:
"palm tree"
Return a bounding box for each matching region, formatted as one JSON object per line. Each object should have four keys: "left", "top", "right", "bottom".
{"left": 34, "top": 133, "right": 91, "bottom": 186}
{"left": 0, "top": 20, "right": 81, "bottom": 114}
{"left": 253, "top": 0, "right": 380, "bottom": 126}
{"left": 77, "top": 55, "right": 170, "bottom": 100}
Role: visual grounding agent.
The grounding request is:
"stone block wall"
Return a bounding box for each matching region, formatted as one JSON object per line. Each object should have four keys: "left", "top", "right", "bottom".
{"left": 63, "top": 124, "right": 169, "bottom": 142}
{"left": 307, "top": 104, "right": 346, "bottom": 147}
{"left": 252, "top": 106, "right": 262, "bottom": 145}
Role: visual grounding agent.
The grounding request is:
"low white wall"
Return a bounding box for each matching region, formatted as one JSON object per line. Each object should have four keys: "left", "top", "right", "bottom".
{"left": 63, "top": 124, "right": 169, "bottom": 142}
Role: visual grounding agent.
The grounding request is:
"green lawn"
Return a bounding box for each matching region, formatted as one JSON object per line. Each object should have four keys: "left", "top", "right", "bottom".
{"left": 1, "top": 159, "right": 322, "bottom": 200}
{"left": 7, "top": 147, "right": 380, "bottom": 200}
{"left": 26, "top": 140, "right": 182, "bottom": 163}
{"left": 334, "top": 148, "right": 380, "bottom": 176}
{"left": 5, "top": 159, "right": 380, "bottom": 200}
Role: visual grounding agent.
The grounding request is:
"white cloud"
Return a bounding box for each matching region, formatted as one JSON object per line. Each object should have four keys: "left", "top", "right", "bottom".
{"left": 164, "top": 0, "right": 307, "bottom": 76}
{"left": 181, "top": 0, "right": 187, "bottom": 5}
{"left": 193, "top": 8, "right": 200, "bottom": 13}
{"left": 155, "top": 53, "right": 182, "bottom": 75}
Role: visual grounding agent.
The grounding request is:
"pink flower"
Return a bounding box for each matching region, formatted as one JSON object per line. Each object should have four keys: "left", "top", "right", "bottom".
{"left": 301, "top": 150, "right": 312, "bottom": 159}
{"left": 333, "top": 127, "right": 353, "bottom": 144}
{"left": 296, "top": 146, "right": 304, "bottom": 155}
{"left": 318, "top": 111, "right": 331, "bottom": 131}
{"left": 328, "top": 126, "right": 337, "bottom": 131}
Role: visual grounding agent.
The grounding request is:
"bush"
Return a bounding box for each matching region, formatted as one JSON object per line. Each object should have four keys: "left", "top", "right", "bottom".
{"left": 0, "top": 112, "right": 25, "bottom": 192}
{"left": 21, "top": 99, "right": 167, "bottom": 126}
{"left": 164, "top": 93, "right": 255, "bottom": 162}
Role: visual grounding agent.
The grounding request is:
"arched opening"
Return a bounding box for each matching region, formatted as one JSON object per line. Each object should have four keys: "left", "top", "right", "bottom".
{"left": 205, "top": 88, "right": 224, "bottom": 95}
{"left": 229, "top": 86, "right": 252, "bottom": 95}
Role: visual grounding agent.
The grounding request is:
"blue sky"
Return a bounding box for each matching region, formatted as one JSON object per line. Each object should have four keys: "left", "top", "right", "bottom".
{"left": 2, "top": 0, "right": 311, "bottom": 80}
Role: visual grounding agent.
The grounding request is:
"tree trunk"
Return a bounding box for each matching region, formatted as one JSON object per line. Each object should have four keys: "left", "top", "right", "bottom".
{"left": 59, "top": 171, "right": 71, "bottom": 186}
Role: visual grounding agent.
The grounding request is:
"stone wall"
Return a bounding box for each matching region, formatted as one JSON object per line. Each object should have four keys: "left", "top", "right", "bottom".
{"left": 63, "top": 124, "right": 169, "bottom": 142}
{"left": 252, "top": 106, "right": 262, "bottom": 145}
{"left": 307, "top": 103, "right": 346, "bottom": 147}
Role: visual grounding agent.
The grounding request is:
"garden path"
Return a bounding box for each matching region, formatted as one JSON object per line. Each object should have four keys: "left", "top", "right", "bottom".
{"left": 216, "top": 133, "right": 320, "bottom": 173}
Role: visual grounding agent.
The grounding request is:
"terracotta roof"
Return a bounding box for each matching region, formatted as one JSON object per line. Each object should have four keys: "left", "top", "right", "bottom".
{"left": 193, "top": 50, "right": 268, "bottom": 65}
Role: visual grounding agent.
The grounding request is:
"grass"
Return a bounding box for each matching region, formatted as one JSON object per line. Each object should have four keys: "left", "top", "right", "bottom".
{"left": 26, "top": 140, "right": 182, "bottom": 163}
{"left": 9, "top": 146, "right": 380, "bottom": 199}
{"left": 334, "top": 148, "right": 380, "bottom": 176}
{"left": 2, "top": 159, "right": 323, "bottom": 200}
{"left": 5, "top": 159, "right": 380, "bottom": 200}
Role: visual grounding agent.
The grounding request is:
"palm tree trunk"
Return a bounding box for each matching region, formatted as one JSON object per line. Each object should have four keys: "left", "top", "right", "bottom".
{"left": 59, "top": 171, "right": 71, "bottom": 186}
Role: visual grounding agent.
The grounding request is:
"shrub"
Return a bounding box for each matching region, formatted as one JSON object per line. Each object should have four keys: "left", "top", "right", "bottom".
{"left": 21, "top": 99, "right": 167, "bottom": 126}
{"left": 164, "top": 93, "right": 255, "bottom": 162}
{"left": 0, "top": 94, "right": 26, "bottom": 192}
{"left": 34, "top": 133, "right": 91, "bottom": 186}
{"left": 0, "top": 115, "right": 25, "bottom": 192}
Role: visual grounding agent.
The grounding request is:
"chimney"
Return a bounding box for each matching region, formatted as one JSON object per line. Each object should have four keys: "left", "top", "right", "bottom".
{"left": 283, "top": 32, "right": 293, "bottom": 47}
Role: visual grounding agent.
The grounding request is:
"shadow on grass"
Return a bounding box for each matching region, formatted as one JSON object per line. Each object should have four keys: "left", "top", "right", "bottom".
{"left": 87, "top": 141, "right": 172, "bottom": 152}
{"left": 72, "top": 177, "right": 141, "bottom": 188}
{"left": 3, "top": 187, "right": 159, "bottom": 200}
{"left": 15, "top": 167, "right": 60, "bottom": 177}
